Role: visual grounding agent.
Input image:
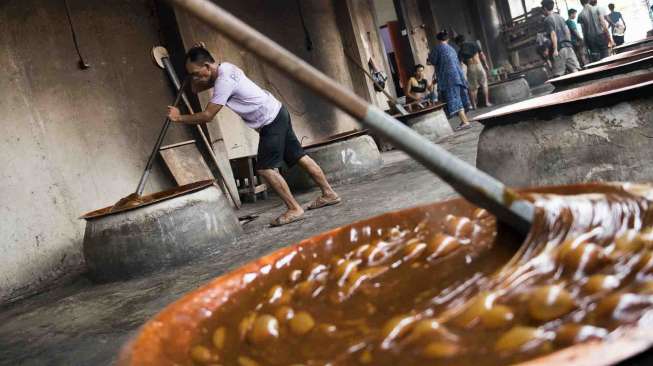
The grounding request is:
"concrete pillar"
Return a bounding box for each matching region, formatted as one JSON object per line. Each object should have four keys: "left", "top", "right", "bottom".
{"left": 334, "top": 0, "right": 395, "bottom": 110}
{"left": 398, "top": 0, "right": 434, "bottom": 80}
{"left": 300, "top": 0, "right": 359, "bottom": 131}
{"left": 477, "top": 0, "right": 509, "bottom": 68}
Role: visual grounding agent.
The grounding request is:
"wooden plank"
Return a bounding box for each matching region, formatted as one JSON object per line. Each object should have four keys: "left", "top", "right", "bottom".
{"left": 159, "top": 143, "right": 214, "bottom": 186}
{"left": 160, "top": 140, "right": 196, "bottom": 151}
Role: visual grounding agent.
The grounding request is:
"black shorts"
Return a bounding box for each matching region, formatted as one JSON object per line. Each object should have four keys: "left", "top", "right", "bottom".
{"left": 256, "top": 106, "right": 306, "bottom": 170}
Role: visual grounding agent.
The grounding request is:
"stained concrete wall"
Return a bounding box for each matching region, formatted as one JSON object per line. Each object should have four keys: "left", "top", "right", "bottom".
{"left": 173, "top": 0, "right": 361, "bottom": 160}
{"left": 428, "top": 0, "right": 483, "bottom": 43}
{"left": 373, "top": 0, "right": 398, "bottom": 26}
{"left": 336, "top": 0, "right": 396, "bottom": 109}
{"left": 0, "top": 0, "right": 192, "bottom": 304}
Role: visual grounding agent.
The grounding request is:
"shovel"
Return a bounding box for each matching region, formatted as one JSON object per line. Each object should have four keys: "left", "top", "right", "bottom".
{"left": 111, "top": 77, "right": 190, "bottom": 211}
{"left": 343, "top": 51, "right": 409, "bottom": 116}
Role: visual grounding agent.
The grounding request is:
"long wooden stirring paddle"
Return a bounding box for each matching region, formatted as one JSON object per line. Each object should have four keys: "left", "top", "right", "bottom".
{"left": 168, "top": 0, "right": 534, "bottom": 233}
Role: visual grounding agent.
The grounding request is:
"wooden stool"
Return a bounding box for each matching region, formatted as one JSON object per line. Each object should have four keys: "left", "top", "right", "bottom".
{"left": 231, "top": 156, "right": 268, "bottom": 203}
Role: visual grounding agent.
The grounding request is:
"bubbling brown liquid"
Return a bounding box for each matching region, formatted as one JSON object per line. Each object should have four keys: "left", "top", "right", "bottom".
{"left": 189, "top": 184, "right": 653, "bottom": 366}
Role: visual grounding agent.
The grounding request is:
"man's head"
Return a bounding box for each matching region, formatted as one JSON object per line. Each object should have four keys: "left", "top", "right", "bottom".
{"left": 436, "top": 30, "right": 449, "bottom": 43}
{"left": 454, "top": 34, "right": 466, "bottom": 46}
{"left": 590, "top": 0, "right": 597, "bottom": 6}
{"left": 581, "top": 0, "right": 589, "bottom": 6}
{"left": 414, "top": 64, "right": 425, "bottom": 79}
{"left": 608, "top": 3, "right": 615, "bottom": 11}
{"left": 541, "top": 0, "right": 555, "bottom": 13}
{"left": 568, "top": 8, "right": 577, "bottom": 20}
{"left": 185, "top": 47, "right": 216, "bottom": 85}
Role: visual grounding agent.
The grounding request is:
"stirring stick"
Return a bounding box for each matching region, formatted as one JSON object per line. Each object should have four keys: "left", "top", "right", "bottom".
{"left": 168, "top": 0, "right": 535, "bottom": 233}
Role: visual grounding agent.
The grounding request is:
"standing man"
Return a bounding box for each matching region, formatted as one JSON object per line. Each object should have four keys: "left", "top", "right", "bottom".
{"left": 566, "top": 8, "right": 589, "bottom": 67}
{"left": 579, "top": 0, "right": 614, "bottom": 62}
{"left": 542, "top": 0, "right": 580, "bottom": 77}
{"left": 607, "top": 3, "right": 627, "bottom": 46}
{"left": 428, "top": 30, "right": 472, "bottom": 131}
{"left": 167, "top": 45, "right": 341, "bottom": 227}
{"left": 454, "top": 35, "right": 492, "bottom": 109}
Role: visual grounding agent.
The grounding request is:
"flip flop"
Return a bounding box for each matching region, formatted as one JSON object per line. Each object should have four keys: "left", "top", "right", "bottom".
{"left": 454, "top": 123, "right": 472, "bottom": 132}
{"left": 270, "top": 213, "right": 305, "bottom": 227}
{"left": 307, "top": 196, "right": 342, "bottom": 210}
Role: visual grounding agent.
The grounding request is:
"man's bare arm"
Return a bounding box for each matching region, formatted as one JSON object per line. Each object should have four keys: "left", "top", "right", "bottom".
{"left": 599, "top": 15, "right": 615, "bottom": 46}
{"left": 168, "top": 102, "right": 223, "bottom": 125}
{"left": 479, "top": 51, "right": 490, "bottom": 70}
{"left": 551, "top": 31, "right": 559, "bottom": 56}
{"left": 190, "top": 78, "right": 213, "bottom": 94}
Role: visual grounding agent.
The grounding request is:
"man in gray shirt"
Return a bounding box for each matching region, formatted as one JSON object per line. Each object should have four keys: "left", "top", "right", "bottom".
{"left": 578, "top": 0, "right": 614, "bottom": 61}
{"left": 542, "top": 0, "right": 580, "bottom": 76}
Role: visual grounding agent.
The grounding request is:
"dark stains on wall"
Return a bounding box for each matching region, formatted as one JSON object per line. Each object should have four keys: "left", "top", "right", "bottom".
{"left": 0, "top": 0, "right": 193, "bottom": 305}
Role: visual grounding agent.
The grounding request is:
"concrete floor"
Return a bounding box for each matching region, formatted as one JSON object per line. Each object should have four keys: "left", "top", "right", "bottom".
{"left": 0, "top": 94, "right": 548, "bottom": 366}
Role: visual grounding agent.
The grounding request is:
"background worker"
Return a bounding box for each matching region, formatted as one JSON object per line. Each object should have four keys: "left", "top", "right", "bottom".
{"left": 428, "top": 30, "right": 472, "bottom": 131}
{"left": 607, "top": 3, "right": 627, "bottom": 46}
{"left": 578, "top": 0, "right": 614, "bottom": 62}
{"left": 542, "top": 0, "right": 580, "bottom": 77}
{"left": 454, "top": 34, "right": 492, "bottom": 109}
{"left": 404, "top": 64, "right": 436, "bottom": 111}
{"left": 566, "top": 8, "right": 589, "bottom": 67}
{"left": 167, "top": 45, "right": 341, "bottom": 227}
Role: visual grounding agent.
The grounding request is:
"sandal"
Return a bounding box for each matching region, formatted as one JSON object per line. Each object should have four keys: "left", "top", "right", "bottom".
{"left": 270, "top": 212, "right": 305, "bottom": 227}
{"left": 454, "top": 123, "right": 472, "bottom": 132}
{"left": 307, "top": 195, "right": 342, "bottom": 210}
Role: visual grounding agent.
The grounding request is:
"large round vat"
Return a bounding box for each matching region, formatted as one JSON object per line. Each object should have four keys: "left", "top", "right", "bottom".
{"left": 115, "top": 183, "right": 653, "bottom": 366}
{"left": 283, "top": 134, "right": 382, "bottom": 191}
{"left": 489, "top": 77, "right": 532, "bottom": 105}
{"left": 82, "top": 181, "right": 243, "bottom": 282}
{"left": 475, "top": 73, "right": 653, "bottom": 187}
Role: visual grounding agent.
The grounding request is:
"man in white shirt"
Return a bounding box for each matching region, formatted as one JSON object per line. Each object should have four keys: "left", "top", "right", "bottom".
{"left": 167, "top": 45, "right": 341, "bottom": 226}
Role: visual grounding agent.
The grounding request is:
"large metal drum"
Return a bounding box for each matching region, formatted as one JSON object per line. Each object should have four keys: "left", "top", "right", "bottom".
{"left": 475, "top": 73, "right": 653, "bottom": 187}
{"left": 116, "top": 184, "right": 653, "bottom": 366}
{"left": 81, "top": 181, "right": 243, "bottom": 282}
{"left": 488, "top": 76, "right": 532, "bottom": 105}
{"left": 283, "top": 134, "right": 382, "bottom": 191}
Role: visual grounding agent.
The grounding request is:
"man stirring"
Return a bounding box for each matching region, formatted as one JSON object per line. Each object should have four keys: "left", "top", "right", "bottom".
{"left": 167, "top": 45, "right": 341, "bottom": 226}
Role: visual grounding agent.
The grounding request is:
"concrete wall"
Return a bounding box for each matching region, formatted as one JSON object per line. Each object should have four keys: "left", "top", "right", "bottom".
{"left": 0, "top": 0, "right": 192, "bottom": 304}
{"left": 336, "top": 0, "right": 396, "bottom": 109}
{"left": 429, "top": 0, "right": 483, "bottom": 42}
{"left": 373, "top": 0, "right": 398, "bottom": 26}
{"left": 173, "top": 0, "right": 361, "bottom": 159}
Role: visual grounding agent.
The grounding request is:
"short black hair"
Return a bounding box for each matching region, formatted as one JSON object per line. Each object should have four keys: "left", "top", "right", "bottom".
{"left": 454, "top": 34, "right": 466, "bottom": 44}
{"left": 568, "top": 8, "right": 577, "bottom": 15}
{"left": 608, "top": 3, "right": 615, "bottom": 10}
{"left": 436, "top": 30, "right": 449, "bottom": 41}
{"left": 185, "top": 47, "right": 215, "bottom": 64}
{"left": 581, "top": 0, "right": 589, "bottom": 5}
{"left": 541, "top": 0, "right": 555, "bottom": 11}
{"left": 414, "top": 64, "right": 424, "bottom": 71}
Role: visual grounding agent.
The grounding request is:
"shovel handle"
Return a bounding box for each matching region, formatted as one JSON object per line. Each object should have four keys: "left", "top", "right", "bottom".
{"left": 135, "top": 77, "right": 189, "bottom": 196}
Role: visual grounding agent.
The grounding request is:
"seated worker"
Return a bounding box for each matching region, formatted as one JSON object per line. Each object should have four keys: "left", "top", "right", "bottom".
{"left": 454, "top": 34, "right": 492, "bottom": 110}
{"left": 404, "top": 64, "right": 436, "bottom": 111}
{"left": 167, "top": 44, "right": 341, "bottom": 227}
